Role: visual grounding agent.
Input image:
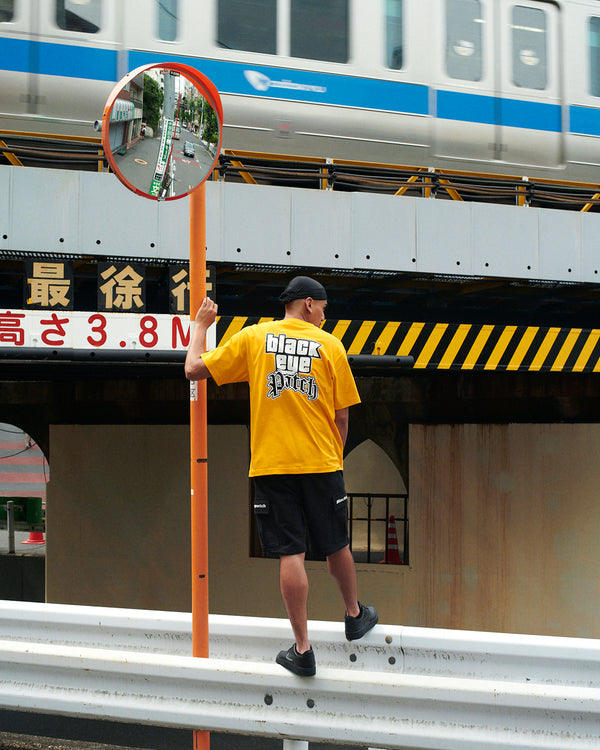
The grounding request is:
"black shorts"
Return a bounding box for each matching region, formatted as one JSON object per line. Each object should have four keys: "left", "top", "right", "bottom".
{"left": 253, "top": 471, "right": 349, "bottom": 558}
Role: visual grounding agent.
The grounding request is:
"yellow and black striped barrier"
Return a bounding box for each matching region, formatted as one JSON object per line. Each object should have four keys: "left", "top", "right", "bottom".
{"left": 216, "top": 317, "right": 600, "bottom": 373}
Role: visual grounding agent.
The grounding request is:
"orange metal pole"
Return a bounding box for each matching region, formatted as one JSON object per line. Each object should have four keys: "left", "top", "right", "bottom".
{"left": 189, "top": 183, "right": 210, "bottom": 750}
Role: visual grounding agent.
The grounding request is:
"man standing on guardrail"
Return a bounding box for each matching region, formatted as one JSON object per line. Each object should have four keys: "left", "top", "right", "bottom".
{"left": 185, "top": 275, "right": 378, "bottom": 676}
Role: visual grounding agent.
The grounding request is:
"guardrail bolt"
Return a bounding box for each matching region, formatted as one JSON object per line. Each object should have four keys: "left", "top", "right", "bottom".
{"left": 349, "top": 653, "right": 357, "bottom": 662}
{"left": 264, "top": 694, "right": 273, "bottom": 705}
{"left": 306, "top": 699, "right": 315, "bottom": 709}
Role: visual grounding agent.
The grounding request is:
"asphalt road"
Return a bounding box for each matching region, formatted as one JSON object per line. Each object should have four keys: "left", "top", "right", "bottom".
{"left": 0, "top": 710, "right": 355, "bottom": 750}
{"left": 0, "top": 710, "right": 196, "bottom": 750}
{"left": 111, "top": 131, "right": 214, "bottom": 198}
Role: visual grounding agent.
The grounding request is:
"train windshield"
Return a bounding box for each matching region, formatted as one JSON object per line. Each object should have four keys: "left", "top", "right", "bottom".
{"left": 0, "top": 0, "right": 14, "bottom": 22}
{"left": 56, "top": 0, "right": 101, "bottom": 33}
{"left": 591, "top": 17, "right": 600, "bottom": 97}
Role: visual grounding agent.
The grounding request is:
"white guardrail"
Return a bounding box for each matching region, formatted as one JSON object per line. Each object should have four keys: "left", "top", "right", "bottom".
{"left": 1, "top": 601, "right": 600, "bottom": 749}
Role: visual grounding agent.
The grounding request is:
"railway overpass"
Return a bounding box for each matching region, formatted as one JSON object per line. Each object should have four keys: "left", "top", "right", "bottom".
{"left": 2, "top": 160, "right": 600, "bottom": 648}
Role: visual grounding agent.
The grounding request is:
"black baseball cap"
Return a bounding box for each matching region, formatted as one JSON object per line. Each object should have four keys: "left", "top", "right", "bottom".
{"left": 279, "top": 276, "right": 327, "bottom": 304}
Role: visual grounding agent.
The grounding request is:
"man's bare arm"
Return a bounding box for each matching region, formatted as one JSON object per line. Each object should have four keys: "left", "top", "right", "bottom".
{"left": 334, "top": 407, "right": 349, "bottom": 447}
{"left": 184, "top": 298, "right": 218, "bottom": 381}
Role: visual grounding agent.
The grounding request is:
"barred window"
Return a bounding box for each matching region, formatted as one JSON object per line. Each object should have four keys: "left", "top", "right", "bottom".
{"left": 348, "top": 493, "right": 408, "bottom": 565}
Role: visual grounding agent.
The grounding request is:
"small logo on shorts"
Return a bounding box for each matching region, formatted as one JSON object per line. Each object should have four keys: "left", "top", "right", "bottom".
{"left": 336, "top": 495, "right": 347, "bottom": 505}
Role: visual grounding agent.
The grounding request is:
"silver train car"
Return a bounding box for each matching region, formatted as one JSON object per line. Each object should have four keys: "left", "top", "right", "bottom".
{"left": 0, "top": 0, "right": 599, "bottom": 180}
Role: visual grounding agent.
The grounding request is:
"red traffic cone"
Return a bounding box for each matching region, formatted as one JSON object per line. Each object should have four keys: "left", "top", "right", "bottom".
{"left": 381, "top": 515, "right": 401, "bottom": 564}
{"left": 21, "top": 531, "right": 45, "bottom": 545}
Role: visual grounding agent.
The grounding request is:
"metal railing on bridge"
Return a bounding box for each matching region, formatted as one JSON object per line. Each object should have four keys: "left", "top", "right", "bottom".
{"left": 217, "top": 151, "right": 600, "bottom": 213}
{"left": 0, "top": 130, "right": 104, "bottom": 171}
{"left": 3, "top": 131, "right": 598, "bottom": 211}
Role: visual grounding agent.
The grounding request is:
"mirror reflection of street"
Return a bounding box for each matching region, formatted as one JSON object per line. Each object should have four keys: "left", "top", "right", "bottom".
{"left": 113, "top": 129, "right": 215, "bottom": 198}
{"left": 172, "top": 130, "right": 216, "bottom": 194}
{"left": 104, "top": 66, "right": 220, "bottom": 199}
{"left": 111, "top": 135, "right": 158, "bottom": 195}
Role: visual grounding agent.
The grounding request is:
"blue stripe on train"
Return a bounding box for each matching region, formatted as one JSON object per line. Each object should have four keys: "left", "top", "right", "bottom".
{"left": 570, "top": 105, "right": 600, "bottom": 137}
{"left": 128, "top": 50, "right": 431, "bottom": 116}
{"left": 38, "top": 40, "right": 118, "bottom": 81}
{"left": 0, "top": 36, "right": 117, "bottom": 80}
{"left": 436, "top": 89, "right": 495, "bottom": 125}
{"left": 501, "top": 98, "right": 562, "bottom": 133}
{"left": 1, "top": 36, "right": 598, "bottom": 136}
{"left": 0, "top": 36, "right": 30, "bottom": 73}
{"left": 437, "top": 89, "right": 563, "bottom": 132}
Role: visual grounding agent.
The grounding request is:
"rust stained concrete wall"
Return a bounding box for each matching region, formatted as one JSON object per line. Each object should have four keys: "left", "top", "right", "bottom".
{"left": 47, "top": 424, "right": 259, "bottom": 612}
{"left": 47, "top": 424, "right": 193, "bottom": 610}
{"left": 46, "top": 425, "right": 408, "bottom": 621}
{"left": 409, "top": 423, "right": 600, "bottom": 638}
{"left": 47, "top": 423, "right": 600, "bottom": 640}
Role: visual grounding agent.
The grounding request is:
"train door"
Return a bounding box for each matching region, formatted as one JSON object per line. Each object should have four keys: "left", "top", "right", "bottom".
{"left": 0, "top": 0, "right": 37, "bottom": 134}
{"left": 496, "top": 0, "right": 563, "bottom": 168}
{"left": 31, "top": 0, "right": 121, "bottom": 137}
{"left": 434, "top": 0, "right": 562, "bottom": 170}
{"left": 434, "top": 0, "right": 497, "bottom": 164}
{"left": 563, "top": 4, "right": 600, "bottom": 181}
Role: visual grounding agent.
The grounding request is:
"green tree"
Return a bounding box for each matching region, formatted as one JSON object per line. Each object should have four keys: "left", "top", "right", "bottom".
{"left": 142, "top": 74, "right": 163, "bottom": 134}
{"left": 202, "top": 101, "right": 219, "bottom": 145}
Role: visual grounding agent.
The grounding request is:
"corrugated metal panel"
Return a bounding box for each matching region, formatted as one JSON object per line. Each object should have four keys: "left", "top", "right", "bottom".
{"left": 2, "top": 166, "right": 600, "bottom": 282}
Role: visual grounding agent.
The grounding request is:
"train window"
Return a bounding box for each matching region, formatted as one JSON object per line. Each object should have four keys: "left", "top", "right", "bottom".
{"left": 0, "top": 0, "right": 14, "bottom": 22}
{"left": 217, "top": 0, "right": 276, "bottom": 54}
{"left": 157, "top": 0, "right": 178, "bottom": 41}
{"left": 290, "top": 0, "right": 348, "bottom": 63}
{"left": 511, "top": 5, "right": 547, "bottom": 90}
{"left": 446, "top": 0, "right": 483, "bottom": 81}
{"left": 591, "top": 17, "right": 600, "bottom": 97}
{"left": 385, "top": 0, "right": 403, "bottom": 70}
{"left": 56, "top": 0, "right": 101, "bottom": 33}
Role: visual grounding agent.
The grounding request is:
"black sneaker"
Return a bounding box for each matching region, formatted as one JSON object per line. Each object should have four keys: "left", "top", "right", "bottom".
{"left": 345, "top": 603, "right": 379, "bottom": 641}
{"left": 276, "top": 645, "right": 316, "bottom": 676}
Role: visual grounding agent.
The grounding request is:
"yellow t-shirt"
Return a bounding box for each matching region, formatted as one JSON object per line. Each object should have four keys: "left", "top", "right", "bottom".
{"left": 201, "top": 318, "right": 360, "bottom": 476}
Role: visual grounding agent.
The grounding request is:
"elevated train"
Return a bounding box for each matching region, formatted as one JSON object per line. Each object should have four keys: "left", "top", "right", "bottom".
{"left": 0, "top": 0, "right": 599, "bottom": 180}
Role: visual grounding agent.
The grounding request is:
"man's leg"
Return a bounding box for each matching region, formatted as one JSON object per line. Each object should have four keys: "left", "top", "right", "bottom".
{"left": 327, "top": 545, "right": 360, "bottom": 617}
{"left": 279, "top": 552, "right": 311, "bottom": 653}
{"left": 328, "top": 545, "right": 379, "bottom": 640}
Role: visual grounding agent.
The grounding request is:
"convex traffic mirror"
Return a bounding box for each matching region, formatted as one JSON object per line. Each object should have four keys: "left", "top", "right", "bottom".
{"left": 101, "top": 62, "right": 222, "bottom": 200}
